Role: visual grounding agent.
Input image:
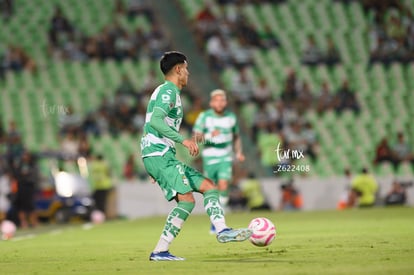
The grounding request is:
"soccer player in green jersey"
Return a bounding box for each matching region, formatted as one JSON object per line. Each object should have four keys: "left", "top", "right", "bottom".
{"left": 140, "top": 51, "right": 252, "bottom": 261}
{"left": 193, "top": 89, "right": 245, "bottom": 233}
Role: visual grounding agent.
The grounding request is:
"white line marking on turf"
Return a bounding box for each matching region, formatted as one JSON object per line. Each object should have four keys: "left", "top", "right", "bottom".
{"left": 12, "top": 234, "right": 36, "bottom": 242}
{"left": 49, "top": 229, "right": 63, "bottom": 235}
{"left": 82, "top": 223, "right": 94, "bottom": 230}
{"left": 8, "top": 223, "right": 93, "bottom": 242}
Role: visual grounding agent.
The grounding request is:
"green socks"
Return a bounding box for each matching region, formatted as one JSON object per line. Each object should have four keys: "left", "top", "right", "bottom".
{"left": 204, "top": 190, "right": 228, "bottom": 233}
{"left": 154, "top": 201, "right": 194, "bottom": 252}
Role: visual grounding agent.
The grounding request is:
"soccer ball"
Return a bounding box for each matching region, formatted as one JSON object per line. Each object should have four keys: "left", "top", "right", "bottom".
{"left": 1, "top": 220, "right": 17, "bottom": 240}
{"left": 248, "top": 217, "right": 276, "bottom": 247}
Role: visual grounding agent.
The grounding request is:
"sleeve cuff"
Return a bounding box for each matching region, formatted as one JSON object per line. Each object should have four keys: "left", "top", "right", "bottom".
{"left": 176, "top": 135, "right": 185, "bottom": 144}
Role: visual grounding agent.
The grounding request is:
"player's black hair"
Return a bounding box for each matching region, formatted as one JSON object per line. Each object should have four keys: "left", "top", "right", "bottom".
{"left": 160, "top": 51, "right": 187, "bottom": 75}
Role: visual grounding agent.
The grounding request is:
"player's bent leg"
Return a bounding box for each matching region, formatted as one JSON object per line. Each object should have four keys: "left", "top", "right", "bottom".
{"left": 200, "top": 179, "right": 227, "bottom": 233}
{"left": 198, "top": 177, "right": 217, "bottom": 193}
{"left": 209, "top": 179, "right": 229, "bottom": 234}
{"left": 199, "top": 179, "right": 219, "bottom": 234}
{"left": 199, "top": 179, "right": 252, "bottom": 242}
{"left": 217, "top": 179, "right": 230, "bottom": 208}
{"left": 176, "top": 192, "right": 196, "bottom": 203}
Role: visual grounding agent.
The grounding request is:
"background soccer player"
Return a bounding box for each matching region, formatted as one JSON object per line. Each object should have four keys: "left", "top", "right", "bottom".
{"left": 193, "top": 89, "right": 245, "bottom": 233}
{"left": 140, "top": 51, "right": 251, "bottom": 261}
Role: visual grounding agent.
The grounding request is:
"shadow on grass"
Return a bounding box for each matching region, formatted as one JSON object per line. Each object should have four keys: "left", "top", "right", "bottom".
{"left": 203, "top": 258, "right": 298, "bottom": 263}
{"left": 202, "top": 249, "right": 302, "bottom": 263}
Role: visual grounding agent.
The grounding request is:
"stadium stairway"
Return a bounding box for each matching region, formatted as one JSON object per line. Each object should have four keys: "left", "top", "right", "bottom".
{"left": 151, "top": 0, "right": 216, "bottom": 100}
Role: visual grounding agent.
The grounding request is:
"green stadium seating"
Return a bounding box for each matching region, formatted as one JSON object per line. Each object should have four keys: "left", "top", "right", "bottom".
{"left": 2, "top": 0, "right": 412, "bottom": 178}
{"left": 174, "top": 0, "right": 413, "bottom": 177}
{"left": 0, "top": 0, "right": 157, "bottom": 179}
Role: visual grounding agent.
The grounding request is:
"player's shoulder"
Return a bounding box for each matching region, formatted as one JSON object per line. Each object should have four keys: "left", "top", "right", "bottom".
{"left": 156, "top": 82, "right": 178, "bottom": 100}
{"left": 159, "top": 82, "right": 177, "bottom": 94}
{"left": 204, "top": 109, "right": 216, "bottom": 116}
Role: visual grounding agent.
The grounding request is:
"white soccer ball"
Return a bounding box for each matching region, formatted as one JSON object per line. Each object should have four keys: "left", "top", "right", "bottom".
{"left": 90, "top": 210, "right": 106, "bottom": 224}
{"left": 1, "top": 220, "right": 17, "bottom": 240}
{"left": 248, "top": 217, "right": 276, "bottom": 247}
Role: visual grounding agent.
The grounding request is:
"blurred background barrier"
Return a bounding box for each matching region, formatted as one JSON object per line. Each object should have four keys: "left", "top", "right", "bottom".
{"left": 116, "top": 176, "right": 414, "bottom": 219}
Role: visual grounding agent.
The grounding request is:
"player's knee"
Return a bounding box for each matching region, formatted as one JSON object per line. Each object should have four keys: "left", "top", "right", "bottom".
{"left": 177, "top": 192, "right": 196, "bottom": 204}
{"left": 200, "top": 178, "right": 217, "bottom": 193}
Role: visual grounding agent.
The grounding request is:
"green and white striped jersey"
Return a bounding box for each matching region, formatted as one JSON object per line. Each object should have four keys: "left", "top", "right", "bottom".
{"left": 193, "top": 109, "right": 239, "bottom": 165}
{"left": 140, "top": 81, "right": 183, "bottom": 158}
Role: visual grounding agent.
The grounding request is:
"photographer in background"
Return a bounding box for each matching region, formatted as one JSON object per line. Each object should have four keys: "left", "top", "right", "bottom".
{"left": 239, "top": 172, "right": 270, "bottom": 211}
{"left": 89, "top": 154, "right": 113, "bottom": 215}
{"left": 384, "top": 180, "right": 409, "bottom": 206}
{"left": 278, "top": 179, "right": 303, "bottom": 211}
{"left": 348, "top": 167, "right": 378, "bottom": 208}
{"left": 12, "top": 150, "right": 39, "bottom": 228}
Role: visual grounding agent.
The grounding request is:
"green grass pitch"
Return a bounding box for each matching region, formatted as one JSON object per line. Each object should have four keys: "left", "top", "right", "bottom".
{"left": 1, "top": 207, "right": 413, "bottom": 275}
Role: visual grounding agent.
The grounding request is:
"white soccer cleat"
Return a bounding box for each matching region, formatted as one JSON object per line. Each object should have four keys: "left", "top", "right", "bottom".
{"left": 216, "top": 228, "right": 253, "bottom": 243}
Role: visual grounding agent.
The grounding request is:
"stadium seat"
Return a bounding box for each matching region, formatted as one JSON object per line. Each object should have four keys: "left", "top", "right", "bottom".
{"left": 396, "top": 162, "right": 413, "bottom": 177}
{"left": 376, "top": 162, "right": 395, "bottom": 177}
